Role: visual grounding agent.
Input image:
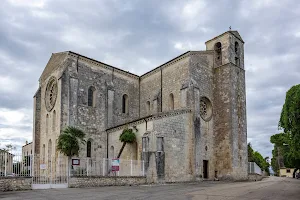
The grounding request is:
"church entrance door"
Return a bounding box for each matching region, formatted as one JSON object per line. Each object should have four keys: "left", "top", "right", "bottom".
{"left": 203, "top": 160, "right": 209, "bottom": 179}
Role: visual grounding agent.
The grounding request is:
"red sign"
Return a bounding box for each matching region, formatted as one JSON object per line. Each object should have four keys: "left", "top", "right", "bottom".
{"left": 111, "top": 159, "right": 120, "bottom": 171}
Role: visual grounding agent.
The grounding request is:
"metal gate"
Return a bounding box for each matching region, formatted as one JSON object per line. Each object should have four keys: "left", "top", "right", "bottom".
{"left": 32, "top": 154, "right": 68, "bottom": 189}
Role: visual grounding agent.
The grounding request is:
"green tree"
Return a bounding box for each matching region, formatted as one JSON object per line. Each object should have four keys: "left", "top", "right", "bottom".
{"left": 248, "top": 143, "right": 270, "bottom": 175}
{"left": 270, "top": 133, "right": 294, "bottom": 175}
{"left": 5, "top": 144, "right": 15, "bottom": 153}
{"left": 0, "top": 144, "right": 16, "bottom": 153}
{"left": 278, "top": 84, "right": 300, "bottom": 178}
{"left": 248, "top": 143, "right": 255, "bottom": 162}
{"left": 56, "top": 126, "right": 85, "bottom": 176}
{"left": 117, "top": 127, "right": 136, "bottom": 159}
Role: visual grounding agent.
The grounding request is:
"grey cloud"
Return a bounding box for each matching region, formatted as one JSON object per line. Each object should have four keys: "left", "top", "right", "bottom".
{"left": 1, "top": 0, "right": 300, "bottom": 160}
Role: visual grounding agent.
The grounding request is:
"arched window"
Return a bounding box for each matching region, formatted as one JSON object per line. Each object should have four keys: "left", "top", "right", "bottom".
{"left": 42, "top": 144, "right": 45, "bottom": 163}
{"left": 169, "top": 93, "right": 174, "bottom": 110}
{"left": 110, "top": 146, "right": 114, "bottom": 158}
{"left": 48, "top": 139, "right": 52, "bottom": 159}
{"left": 46, "top": 114, "right": 49, "bottom": 134}
{"left": 235, "top": 42, "right": 239, "bottom": 54}
{"left": 146, "top": 101, "right": 150, "bottom": 114}
{"left": 122, "top": 94, "right": 128, "bottom": 114}
{"left": 48, "top": 139, "right": 52, "bottom": 171}
{"left": 235, "top": 42, "right": 240, "bottom": 66}
{"left": 52, "top": 110, "right": 56, "bottom": 132}
{"left": 87, "top": 140, "right": 92, "bottom": 158}
{"left": 214, "top": 42, "right": 222, "bottom": 66}
{"left": 88, "top": 86, "right": 96, "bottom": 107}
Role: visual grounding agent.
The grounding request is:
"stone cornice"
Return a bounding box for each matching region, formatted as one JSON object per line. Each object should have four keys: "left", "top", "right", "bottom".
{"left": 145, "top": 109, "right": 192, "bottom": 122}
{"left": 140, "top": 51, "right": 191, "bottom": 79}
{"left": 46, "top": 50, "right": 214, "bottom": 83}
{"left": 39, "top": 52, "right": 68, "bottom": 83}
{"left": 68, "top": 52, "right": 140, "bottom": 80}
{"left": 106, "top": 109, "right": 192, "bottom": 133}
{"left": 205, "top": 31, "right": 244, "bottom": 44}
{"left": 189, "top": 50, "right": 214, "bottom": 55}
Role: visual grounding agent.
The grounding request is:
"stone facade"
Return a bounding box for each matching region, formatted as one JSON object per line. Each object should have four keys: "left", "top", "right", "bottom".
{"left": 21, "top": 142, "right": 33, "bottom": 174}
{"left": 32, "top": 30, "right": 247, "bottom": 182}
{"left": 0, "top": 151, "right": 14, "bottom": 175}
{"left": 22, "top": 142, "right": 33, "bottom": 157}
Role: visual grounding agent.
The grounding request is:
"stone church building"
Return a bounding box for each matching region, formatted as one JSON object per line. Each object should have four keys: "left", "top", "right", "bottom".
{"left": 32, "top": 30, "right": 248, "bottom": 182}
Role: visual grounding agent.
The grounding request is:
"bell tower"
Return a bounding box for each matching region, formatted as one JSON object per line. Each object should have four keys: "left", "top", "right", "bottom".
{"left": 206, "top": 30, "right": 244, "bottom": 69}
{"left": 206, "top": 31, "right": 247, "bottom": 180}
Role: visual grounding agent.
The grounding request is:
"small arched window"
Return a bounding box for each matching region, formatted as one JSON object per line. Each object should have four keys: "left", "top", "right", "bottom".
{"left": 214, "top": 42, "right": 222, "bottom": 66}
{"left": 169, "top": 93, "right": 174, "bottom": 110}
{"left": 46, "top": 114, "right": 49, "bottom": 134}
{"left": 42, "top": 144, "right": 46, "bottom": 163}
{"left": 87, "top": 140, "right": 92, "bottom": 158}
{"left": 52, "top": 110, "right": 56, "bottom": 132}
{"left": 122, "top": 94, "right": 128, "bottom": 114}
{"left": 110, "top": 146, "right": 114, "bottom": 158}
{"left": 88, "top": 86, "right": 96, "bottom": 107}
{"left": 48, "top": 139, "right": 52, "bottom": 159}
{"left": 146, "top": 101, "right": 151, "bottom": 114}
{"left": 235, "top": 42, "right": 239, "bottom": 54}
{"left": 235, "top": 42, "right": 240, "bottom": 66}
{"left": 48, "top": 139, "right": 52, "bottom": 171}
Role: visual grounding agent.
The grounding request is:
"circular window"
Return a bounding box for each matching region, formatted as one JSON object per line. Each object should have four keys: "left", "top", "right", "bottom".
{"left": 45, "top": 77, "right": 58, "bottom": 112}
{"left": 200, "top": 97, "right": 212, "bottom": 121}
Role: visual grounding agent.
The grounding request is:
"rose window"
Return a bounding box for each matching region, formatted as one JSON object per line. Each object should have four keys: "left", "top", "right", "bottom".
{"left": 45, "top": 77, "right": 58, "bottom": 112}
{"left": 200, "top": 97, "right": 212, "bottom": 121}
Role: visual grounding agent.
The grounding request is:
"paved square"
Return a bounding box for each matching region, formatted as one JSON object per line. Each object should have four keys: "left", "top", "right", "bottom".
{"left": 0, "top": 177, "right": 298, "bottom": 200}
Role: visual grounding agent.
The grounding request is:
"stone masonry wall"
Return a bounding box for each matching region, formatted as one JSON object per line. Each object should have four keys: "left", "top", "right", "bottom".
{"left": 61, "top": 54, "right": 140, "bottom": 160}
{"left": 152, "top": 110, "right": 194, "bottom": 182}
{"left": 208, "top": 32, "right": 247, "bottom": 180}
{"left": 107, "top": 109, "right": 194, "bottom": 183}
{"left": 140, "top": 69, "right": 162, "bottom": 117}
{"left": 189, "top": 52, "right": 215, "bottom": 179}
{"left": 69, "top": 176, "right": 146, "bottom": 188}
{"left": 0, "top": 177, "right": 32, "bottom": 192}
{"left": 33, "top": 88, "right": 41, "bottom": 155}
{"left": 161, "top": 55, "right": 190, "bottom": 112}
{"left": 38, "top": 53, "right": 68, "bottom": 173}
{"left": 139, "top": 53, "right": 190, "bottom": 118}
{"left": 230, "top": 65, "right": 248, "bottom": 179}
{"left": 213, "top": 64, "right": 233, "bottom": 179}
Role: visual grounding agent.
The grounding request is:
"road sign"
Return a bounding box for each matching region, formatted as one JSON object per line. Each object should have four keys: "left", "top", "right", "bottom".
{"left": 40, "top": 164, "right": 46, "bottom": 169}
{"left": 72, "top": 159, "right": 80, "bottom": 166}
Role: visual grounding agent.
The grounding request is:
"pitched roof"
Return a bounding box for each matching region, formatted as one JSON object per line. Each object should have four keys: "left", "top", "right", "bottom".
{"left": 205, "top": 30, "right": 244, "bottom": 44}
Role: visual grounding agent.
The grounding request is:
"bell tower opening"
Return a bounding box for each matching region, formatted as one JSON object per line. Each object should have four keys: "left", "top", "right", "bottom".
{"left": 214, "top": 42, "right": 222, "bottom": 66}
{"left": 235, "top": 42, "right": 240, "bottom": 66}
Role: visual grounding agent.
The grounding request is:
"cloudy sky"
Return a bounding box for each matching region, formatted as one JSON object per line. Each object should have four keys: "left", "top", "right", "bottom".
{"left": 0, "top": 0, "right": 300, "bottom": 158}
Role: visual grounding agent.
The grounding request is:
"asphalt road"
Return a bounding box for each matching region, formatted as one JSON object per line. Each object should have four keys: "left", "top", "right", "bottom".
{"left": 0, "top": 176, "right": 299, "bottom": 200}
